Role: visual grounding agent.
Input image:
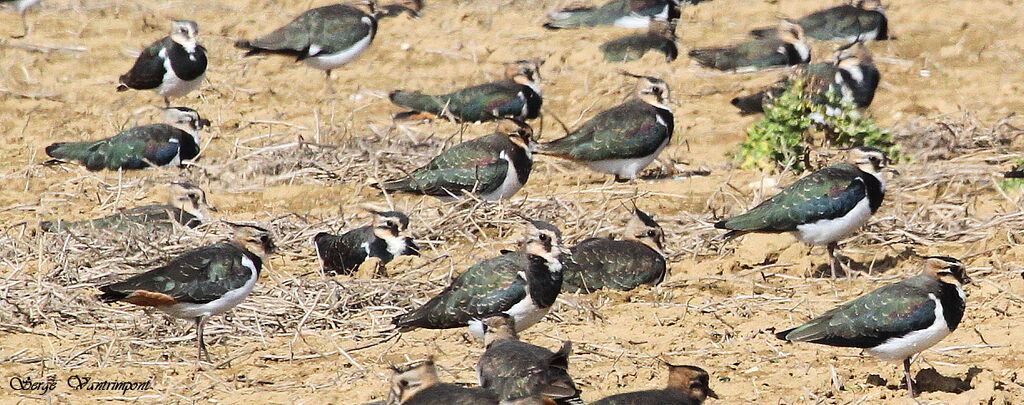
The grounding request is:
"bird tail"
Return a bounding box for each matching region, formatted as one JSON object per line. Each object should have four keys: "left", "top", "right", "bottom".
{"left": 730, "top": 92, "right": 767, "bottom": 115}
{"left": 749, "top": 27, "right": 776, "bottom": 39}
{"left": 687, "top": 48, "right": 723, "bottom": 69}
{"left": 389, "top": 91, "right": 445, "bottom": 118}
{"left": 392, "top": 309, "right": 427, "bottom": 332}
{"left": 774, "top": 327, "right": 797, "bottom": 341}
{"left": 233, "top": 39, "right": 262, "bottom": 57}
{"left": 543, "top": 7, "right": 597, "bottom": 30}
{"left": 97, "top": 285, "right": 128, "bottom": 304}
{"left": 46, "top": 142, "right": 105, "bottom": 171}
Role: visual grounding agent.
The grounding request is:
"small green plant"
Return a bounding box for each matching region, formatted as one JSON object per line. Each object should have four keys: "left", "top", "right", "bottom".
{"left": 999, "top": 158, "right": 1024, "bottom": 192}
{"left": 736, "top": 78, "right": 901, "bottom": 173}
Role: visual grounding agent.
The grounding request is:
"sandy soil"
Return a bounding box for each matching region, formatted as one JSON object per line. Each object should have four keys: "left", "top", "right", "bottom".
{"left": 1, "top": 0, "right": 1023, "bottom": 404}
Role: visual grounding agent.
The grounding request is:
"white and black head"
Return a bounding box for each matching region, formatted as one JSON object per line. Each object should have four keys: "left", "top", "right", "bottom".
{"left": 666, "top": 364, "right": 718, "bottom": 403}
{"left": 164, "top": 107, "right": 211, "bottom": 134}
{"left": 167, "top": 181, "right": 216, "bottom": 219}
{"left": 624, "top": 207, "right": 665, "bottom": 252}
{"left": 169, "top": 20, "right": 200, "bottom": 47}
{"left": 506, "top": 60, "right": 543, "bottom": 85}
{"left": 834, "top": 41, "right": 873, "bottom": 69}
{"left": 924, "top": 256, "right": 972, "bottom": 287}
{"left": 523, "top": 220, "right": 563, "bottom": 262}
{"left": 351, "top": 0, "right": 378, "bottom": 16}
{"left": 386, "top": 357, "right": 439, "bottom": 405}
{"left": 856, "top": 0, "right": 885, "bottom": 12}
{"left": 229, "top": 223, "right": 276, "bottom": 259}
{"left": 623, "top": 72, "right": 673, "bottom": 110}
{"left": 497, "top": 119, "right": 534, "bottom": 151}
{"left": 848, "top": 146, "right": 889, "bottom": 174}
{"left": 481, "top": 313, "right": 519, "bottom": 346}
{"left": 776, "top": 20, "right": 806, "bottom": 44}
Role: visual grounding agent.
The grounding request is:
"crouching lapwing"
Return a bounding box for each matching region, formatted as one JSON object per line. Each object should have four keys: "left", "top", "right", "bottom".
{"left": 97, "top": 223, "right": 275, "bottom": 363}
{"left": 387, "top": 357, "right": 499, "bottom": 404}
{"left": 235, "top": 1, "right": 378, "bottom": 94}
{"left": 44, "top": 107, "right": 209, "bottom": 171}
{"left": 41, "top": 182, "right": 216, "bottom": 233}
{"left": 715, "top": 146, "right": 890, "bottom": 277}
{"left": 392, "top": 220, "right": 564, "bottom": 339}
{"left": 389, "top": 60, "right": 543, "bottom": 123}
{"left": 313, "top": 209, "right": 418, "bottom": 276}
{"left": 590, "top": 363, "right": 717, "bottom": 404}
{"left": 117, "top": 20, "right": 207, "bottom": 107}
{"left": 478, "top": 314, "right": 582, "bottom": 404}
{"left": 2, "top": 0, "right": 42, "bottom": 38}
{"left": 689, "top": 20, "right": 810, "bottom": 72}
{"left": 376, "top": 119, "right": 535, "bottom": 201}
{"left": 536, "top": 73, "right": 673, "bottom": 182}
{"left": 543, "top": 0, "right": 680, "bottom": 30}
{"left": 749, "top": 0, "right": 888, "bottom": 42}
{"left": 600, "top": 19, "right": 678, "bottom": 63}
{"left": 776, "top": 256, "right": 971, "bottom": 398}
{"left": 562, "top": 208, "right": 666, "bottom": 293}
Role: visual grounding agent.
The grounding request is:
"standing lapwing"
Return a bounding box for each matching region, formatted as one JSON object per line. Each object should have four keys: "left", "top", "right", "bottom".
{"left": 689, "top": 20, "right": 810, "bottom": 72}
{"left": 313, "top": 209, "right": 418, "bottom": 276}
{"left": 377, "top": 119, "right": 535, "bottom": 201}
{"left": 731, "top": 42, "right": 880, "bottom": 115}
{"left": 2, "top": 0, "right": 41, "bottom": 38}
{"left": 536, "top": 73, "right": 673, "bottom": 182}
{"left": 387, "top": 356, "right": 500, "bottom": 404}
{"left": 600, "top": 19, "right": 678, "bottom": 62}
{"left": 41, "top": 182, "right": 216, "bottom": 233}
{"left": 715, "top": 146, "right": 890, "bottom": 277}
{"left": 379, "top": 0, "right": 423, "bottom": 19}
{"left": 562, "top": 208, "right": 666, "bottom": 293}
{"left": 543, "top": 0, "right": 680, "bottom": 30}
{"left": 389, "top": 60, "right": 543, "bottom": 123}
{"left": 97, "top": 223, "right": 275, "bottom": 362}
{"left": 44, "top": 107, "right": 209, "bottom": 171}
{"left": 750, "top": 0, "right": 888, "bottom": 42}
{"left": 478, "top": 314, "right": 581, "bottom": 403}
{"left": 591, "top": 363, "right": 717, "bottom": 404}
{"left": 776, "top": 256, "right": 971, "bottom": 398}
{"left": 234, "top": 1, "right": 378, "bottom": 94}
{"left": 392, "top": 220, "right": 564, "bottom": 339}
{"left": 117, "top": 20, "right": 207, "bottom": 107}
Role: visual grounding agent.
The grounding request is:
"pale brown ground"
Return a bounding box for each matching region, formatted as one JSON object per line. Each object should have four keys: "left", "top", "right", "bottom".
{"left": 1, "top": 0, "right": 1024, "bottom": 404}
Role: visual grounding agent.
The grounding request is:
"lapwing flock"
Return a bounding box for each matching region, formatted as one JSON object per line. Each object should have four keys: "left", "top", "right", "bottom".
{"left": 8, "top": 0, "right": 1015, "bottom": 403}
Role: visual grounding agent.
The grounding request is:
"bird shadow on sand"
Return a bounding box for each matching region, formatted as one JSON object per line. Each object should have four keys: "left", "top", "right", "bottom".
{"left": 867, "top": 367, "right": 982, "bottom": 394}
{"left": 809, "top": 246, "right": 917, "bottom": 278}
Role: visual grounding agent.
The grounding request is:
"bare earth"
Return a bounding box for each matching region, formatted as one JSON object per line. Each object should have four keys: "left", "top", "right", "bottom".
{"left": 1, "top": 0, "right": 1023, "bottom": 404}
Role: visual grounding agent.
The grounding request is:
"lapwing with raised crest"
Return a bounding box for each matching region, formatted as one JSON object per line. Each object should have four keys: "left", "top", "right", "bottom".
{"left": 731, "top": 41, "right": 880, "bottom": 115}
{"left": 117, "top": 20, "right": 207, "bottom": 107}
{"left": 478, "top": 314, "right": 582, "bottom": 404}
{"left": 562, "top": 208, "right": 666, "bottom": 293}
{"left": 749, "top": 0, "right": 888, "bottom": 42}
{"left": 776, "top": 256, "right": 971, "bottom": 398}
{"left": 543, "top": 0, "right": 680, "bottom": 30}
{"left": 536, "top": 73, "right": 673, "bottom": 182}
{"left": 392, "top": 220, "right": 564, "bottom": 339}
{"left": 600, "top": 19, "right": 678, "bottom": 62}
{"left": 313, "top": 209, "right": 418, "bottom": 276}
{"left": 44, "top": 107, "right": 209, "bottom": 171}
{"left": 715, "top": 146, "right": 891, "bottom": 277}
{"left": 590, "top": 363, "right": 717, "bottom": 405}
{"left": 97, "top": 223, "right": 275, "bottom": 362}
{"left": 234, "top": 1, "right": 378, "bottom": 93}
{"left": 387, "top": 356, "right": 500, "bottom": 404}
{"left": 389, "top": 60, "right": 543, "bottom": 123}
{"left": 2, "top": 0, "right": 42, "bottom": 38}
{"left": 41, "top": 182, "right": 216, "bottom": 233}
{"left": 689, "top": 20, "right": 810, "bottom": 72}
{"left": 376, "top": 119, "right": 535, "bottom": 201}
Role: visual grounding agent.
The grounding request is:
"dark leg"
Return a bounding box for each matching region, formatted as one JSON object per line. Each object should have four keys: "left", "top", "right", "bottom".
{"left": 324, "top": 70, "right": 335, "bottom": 94}
{"left": 827, "top": 241, "right": 841, "bottom": 278}
{"left": 14, "top": 14, "right": 28, "bottom": 38}
{"left": 195, "top": 317, "right": 210, "bottom": 363}
{"left": 903, "top": 357, "right": 916, "bottom": 398}
{"left": 163, "top": 97, "right": 171, "bottom": 108}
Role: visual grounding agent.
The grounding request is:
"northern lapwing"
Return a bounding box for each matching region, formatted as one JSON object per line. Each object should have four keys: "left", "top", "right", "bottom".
{"left": 235, "top": 1, "right": 378, "bottom": 94}
{"left": 591, "top": 363, "right": 717, "bottom": 405}
{"left": 715, "top": 146, "right": 890, "bottom": 277}
{"left": 731, "top": 42, "right": 880, "bottom": 115}
{"left": 313, "top": 209, "right": 418, "bottom": 276}
{"left": 97, "top": 223, "right": 275, "bottom": 362}
{"left": 41, "top": 182, "right": 216, "bottom": 233}
{"left": 392, "top": 220, "right": 564, "bottom": 339}
{"left": 478, "top": 314, "right": 581, "bottom": 403}
{"left": 44, "top": 107, "right": 209, "bottom": 171}
{"left": 387, "top": 356, "right": 500, "bottom": 405}
{"left": 2, "top": 0, "right": 41, "bottom": 38}
{"left": 543, "top": 0, "right": 680, "bottom": 30}
{"left": 536, "top": 73, "right": 673, "bottom": 182}
{"left": 117, "top": 20, "right": 207, "bottom": 107}
{"left": 389, "top": 60, "right": 543, "bottom": 123}
{"left": 776, "top": 256, "right": 971, "bottom": 398}
{"left": 600, "top": 19, "right": 678, "bottom": 62}
{"left": 689, "top": 20, "right": 810, "bottom": 72}
{"left": 379, "top": 0, "right": 423, "bottom": 19}
{"left": 750, "top": 0, "right": 888, "bottom": 42}
{"left": 562, "top": 208, "right": 666, "bottom": 293}
{"left": 377, "top": 119, "right": 534, "bottom": 201}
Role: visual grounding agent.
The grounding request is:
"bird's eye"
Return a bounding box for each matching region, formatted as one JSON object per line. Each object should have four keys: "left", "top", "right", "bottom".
{"left": 647, "top": 230, "right": 658, "bottom": 237}
{"left": 399, "top": 380, "right": 408, "bottom": 387}
{"left": 539, "top": 234, "right": 550, "bottom": 242}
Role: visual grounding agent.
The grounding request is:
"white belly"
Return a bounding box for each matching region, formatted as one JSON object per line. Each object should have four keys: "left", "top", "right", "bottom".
{"left": 613, "top": 5, "right": 667, "bottom": 29}
{"left": 157, "top": 50, "right": 204, "bottom": 99}
{"left": 794, "top": 194, "right": 873, "bottom": 246}
{"left": 467, "top": 295, "right": 550, "bottom": 339}
{"left": 479, "top": 151, "right": 525, "bottom": 201}
{"left": 160, "top": 255, "right": 259, "bottom": 319}
{"left": 16, "top": 0, "right": 42, "bottom": 13}
{"left": 302, "top": 27, "right": 374, "bottom": 71}
{"left": 866, "top": 294, "right": 952, "bottom": 361}
{"left": 585, "top": 137, "right": 668, "bottom": 180}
